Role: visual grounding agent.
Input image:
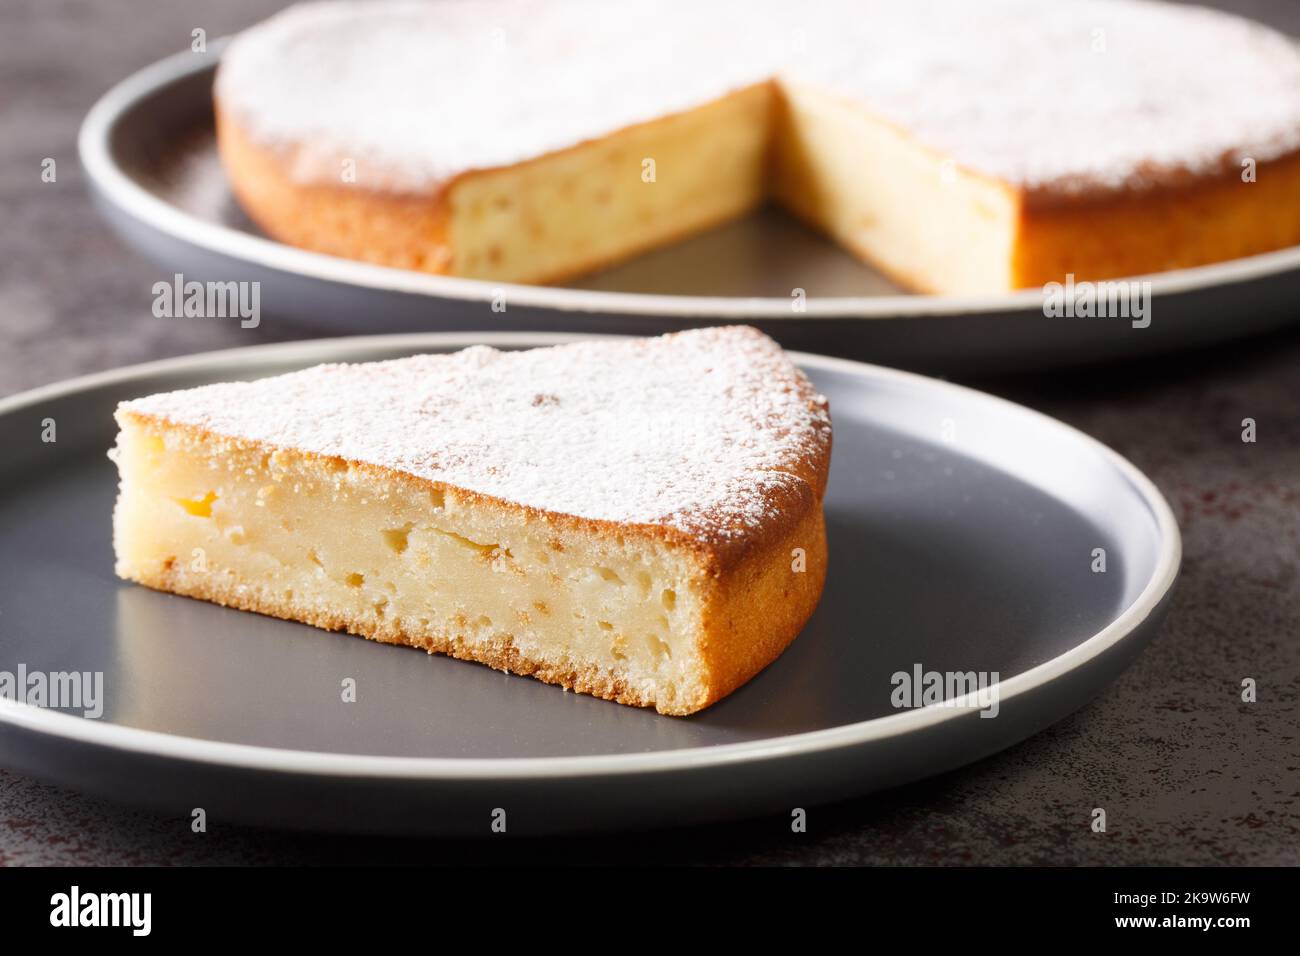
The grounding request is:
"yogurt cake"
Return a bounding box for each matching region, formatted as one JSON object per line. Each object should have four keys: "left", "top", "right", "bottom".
{"left": 111, "top": 327, "right": 832, "bottom": 715}
{"left": 214, "top": 0, "right": 1300, "bottom": 293}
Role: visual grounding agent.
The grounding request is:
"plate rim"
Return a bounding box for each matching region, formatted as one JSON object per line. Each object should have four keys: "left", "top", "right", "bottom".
{"left": 0, "top": 331, "right": 1182, "bottom": 781}
{"left": 77, "top": 41, "right": 1300, "bottom": 322}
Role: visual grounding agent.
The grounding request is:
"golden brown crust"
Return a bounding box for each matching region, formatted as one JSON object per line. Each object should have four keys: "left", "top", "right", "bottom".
{"left": 1013, "top": 151, "right": 1300, "bottom": 288}
{"left": 215, "top": 102, "right": 455, "bottom": 273}
{"left": 694, "top": 496, "right": 827, "bottom": 711}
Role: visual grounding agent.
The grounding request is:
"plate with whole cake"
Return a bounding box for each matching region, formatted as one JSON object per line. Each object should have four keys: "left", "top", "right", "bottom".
{"left": 79, "top": 0, "right": 1300, "bottom": 371}
{"left": 0, "top": 329, "right": 1179, "bottom": 834}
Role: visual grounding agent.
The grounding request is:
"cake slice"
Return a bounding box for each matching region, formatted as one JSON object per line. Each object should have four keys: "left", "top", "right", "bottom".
{"left": 110, "top": 327, "right": 832, "bottom": 715}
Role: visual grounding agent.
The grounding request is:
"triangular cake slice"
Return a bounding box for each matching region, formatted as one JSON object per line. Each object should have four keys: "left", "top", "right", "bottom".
{"left": 111, "top": 327, "right": 832, "bottom": 715}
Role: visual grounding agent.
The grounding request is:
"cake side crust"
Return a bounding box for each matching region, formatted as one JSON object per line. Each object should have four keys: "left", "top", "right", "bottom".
{"left": 1013, "top": 150, "right": 1300, "bottom": 288}
{"left": 215, "top": 102, "right": 456, "bottom": 274}
{"left": 695, "top": 499, "right": 827, "bottom": 710}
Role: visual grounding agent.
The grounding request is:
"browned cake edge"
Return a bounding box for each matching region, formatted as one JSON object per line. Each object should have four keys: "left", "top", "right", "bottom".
{"left": 1013, "top": 151, "right": 1300, "bottom": 289}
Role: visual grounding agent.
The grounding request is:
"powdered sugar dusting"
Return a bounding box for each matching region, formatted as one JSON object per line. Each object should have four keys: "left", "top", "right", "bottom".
{"left": 217, "top": 0, "right": 1300, "bottom": 196}
{"left": 120, "top": 328, "right": 832, "bottom": 540}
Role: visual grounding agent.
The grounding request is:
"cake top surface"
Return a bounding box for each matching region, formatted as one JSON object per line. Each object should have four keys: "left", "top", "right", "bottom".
{"left": 120, "top": 327, "right": 832, "bottom": 543}
{"left": 216, "top": 0, "right": 1300, "bottom": 195}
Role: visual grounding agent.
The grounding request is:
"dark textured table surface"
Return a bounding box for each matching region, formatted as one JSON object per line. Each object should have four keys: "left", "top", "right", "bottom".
{"left": 1, "top": 0, "right": 1298, "bottom": 865}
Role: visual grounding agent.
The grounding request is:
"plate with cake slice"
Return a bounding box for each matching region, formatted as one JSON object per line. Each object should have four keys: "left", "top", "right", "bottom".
{"left": 0, "top": 328, "right": 1179, "bottom": 834}
{"left": 79, "top": 0, "right": 1300, "bottom": 372}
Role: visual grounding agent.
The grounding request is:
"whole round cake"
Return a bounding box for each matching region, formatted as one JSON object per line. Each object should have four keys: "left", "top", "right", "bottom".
{"left": 214, "top": 0, "right": 1300, "bottom": 292}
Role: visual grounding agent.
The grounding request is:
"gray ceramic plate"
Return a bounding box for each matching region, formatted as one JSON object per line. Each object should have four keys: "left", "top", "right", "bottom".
{"left": 79, "top": 43, "right": 1300, "bottom": 374}
{"left": 0, "top": 333, "right": 1179, "bottom": 835}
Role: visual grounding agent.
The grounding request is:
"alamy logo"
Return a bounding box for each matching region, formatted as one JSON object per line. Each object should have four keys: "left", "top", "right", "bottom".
{"left": 152, "top": 273, "right": 261, "bottom": 328}
{"left": 1042, "top": 273, "right": 1151, "bottom": 329}
{"left": 50, "top": 886, "right": 151, "bottom": 936}
{"left": 890, "top": 664, "right": 1000, "bottom": 718}
{"left": 0, "top": 664, "right": 103, "bottom": 718}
